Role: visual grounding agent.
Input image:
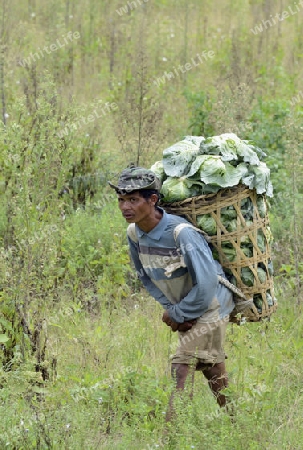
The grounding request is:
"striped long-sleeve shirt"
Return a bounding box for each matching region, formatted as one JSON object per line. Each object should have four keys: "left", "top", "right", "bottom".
{"left": 127, "top": 208, "right": 234, "bottom": 323}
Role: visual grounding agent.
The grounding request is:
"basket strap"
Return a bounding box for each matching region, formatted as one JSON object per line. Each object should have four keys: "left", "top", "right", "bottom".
{"left": 218, "top": 275, "right": 250, "bottom": 301}
{"left": 173, "top": 223, "right": 211, "bottom": 242}
{"left": 127, "top": 223, "right": 138, "bottom": 243}
{"left": 128, "top": 222, "right": 250, "bottom": 304}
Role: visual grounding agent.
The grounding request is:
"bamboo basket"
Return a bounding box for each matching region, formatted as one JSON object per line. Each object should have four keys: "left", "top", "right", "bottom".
{"left": 160, "top": 184, "right": 277, "bottom": 322}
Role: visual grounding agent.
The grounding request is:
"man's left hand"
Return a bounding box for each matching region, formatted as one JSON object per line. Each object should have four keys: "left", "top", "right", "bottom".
{"left": 162, "top": 310, "right": 179, "bottom": 332}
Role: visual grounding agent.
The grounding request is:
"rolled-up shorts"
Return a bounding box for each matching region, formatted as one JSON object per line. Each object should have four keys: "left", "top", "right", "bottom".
{"left": 171, "top": 314, "right": 229, "bottom": 370}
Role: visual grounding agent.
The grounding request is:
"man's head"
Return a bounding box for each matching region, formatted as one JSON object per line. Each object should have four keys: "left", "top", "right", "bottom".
{"left": 108, "top": 166, "right": 162, "bottom": 225}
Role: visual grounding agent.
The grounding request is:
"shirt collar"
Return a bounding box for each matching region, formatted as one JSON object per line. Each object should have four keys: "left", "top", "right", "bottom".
{"left": 136, "top": 207, "right": 168, "bottom": 240}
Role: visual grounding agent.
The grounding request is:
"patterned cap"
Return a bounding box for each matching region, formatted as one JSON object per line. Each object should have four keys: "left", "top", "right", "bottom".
{"left": 108, "top": 166, "right": 161, "bottom": 194}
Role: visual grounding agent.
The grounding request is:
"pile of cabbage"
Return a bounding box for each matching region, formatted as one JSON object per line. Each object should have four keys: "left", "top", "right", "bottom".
{"left": 151, "top": 133, "right": 273, "bottom": 202}
{"left": 151, "top": 133, "right": 275, "bottom": 313}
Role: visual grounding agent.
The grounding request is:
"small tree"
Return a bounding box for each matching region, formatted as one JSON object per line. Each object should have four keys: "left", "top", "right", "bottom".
{"left": 112, "top": 13, "right": 168, "bottom": 167}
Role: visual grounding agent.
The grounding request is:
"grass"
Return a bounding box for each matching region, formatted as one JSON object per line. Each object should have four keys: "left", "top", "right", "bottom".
{"left": 1, "top": 279, "right": 303, "bottom": 449}
{"left": 1, "top": 1, "right": 303, "bottom": 448}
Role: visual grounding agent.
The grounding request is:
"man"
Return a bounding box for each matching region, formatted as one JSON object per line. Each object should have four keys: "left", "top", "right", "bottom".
{"left": 109, "top": 166, "right": 235, "bottom": 421}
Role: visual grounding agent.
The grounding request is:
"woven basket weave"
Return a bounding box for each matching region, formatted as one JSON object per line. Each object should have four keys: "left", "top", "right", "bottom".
{"left": 161, "top": 184, "right": 277, "bottom": 322}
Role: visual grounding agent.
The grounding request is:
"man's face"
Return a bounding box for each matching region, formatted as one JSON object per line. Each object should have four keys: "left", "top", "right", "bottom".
{"left": 117, "top": 191, "right": 156, "bottom": 224}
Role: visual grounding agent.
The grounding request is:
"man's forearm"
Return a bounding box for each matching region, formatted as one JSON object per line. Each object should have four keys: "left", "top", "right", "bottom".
{"left": 165, "top": 283, "right": 212, "bottom": 323}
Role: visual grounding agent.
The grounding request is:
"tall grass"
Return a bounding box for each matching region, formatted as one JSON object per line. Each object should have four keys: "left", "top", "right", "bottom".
{"left": 1, "top": 279, "right": 302, "bottom": 449}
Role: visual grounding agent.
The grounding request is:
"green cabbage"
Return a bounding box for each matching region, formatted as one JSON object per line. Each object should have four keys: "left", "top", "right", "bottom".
{"left": 243, "top": 140, "right": 267, "bottom": 160}
{"left": 161, "top": 177, "right": 202, "bottom": 202}
{"left": 242, "top": 162, "right": 273, "bottom": 197}
{"left": 241, "top": 245, "right": 253, "bottom": 258}
{"left": 257, "top": 230, "right": 266, "bottom": 253}
{"left": 241, "top": 266, "right": 266, "bottom": 286}
{"left": 224, "top": 219, "right": 237, "bottom": 232}
{"left": 253, "top": 294, "right": 263, "bottom": 311}
{"left": 221, "top": 244, "right": 236, "bottom": 262}
{"left": 187, "top": 155, "right": 213, "bottom": 177}
{"left": 240, "top": 220, "right": 253, "bottom": 245}
{"left": 162, "top": 138, "right": 200, "bottom": 177}
{"left": 240, "top": 230, "right": 266, "bottom": 252}
{"left": 194, "top": 183, "right": 221, "bottom": 194}
{"left": 257, "top": 267, "right": 267, "bottom": 283}
{"left": 183, "top": 135, "right": 205, "bottom": 147}
{"left": 241, "top": 198, "right": 253, "bottom": 220}
{"left": 199, "top": 133, "right": 263, "bottom": 166}
{"left": 150, "top": 161, "right": 166, "bottom": 183}
{"left": 197, "top": 214, "right": 217, "bottom": 235}
{"left": 157, "top": 133, "right": 272, "bottom": 197}
{"left": 199, "top": 159, "right": 248, "bottom": 188}
{"left": 240, "top": 235, "right": 252, "bottom": 245}
{"left": 221, "top": 206, "right": 237, "bottom": 220}
{"left": 253, "top": 291, "right": 273, "bottom": 312}
{"left": 241, "top": 267, "right": 254, "bottom": 286}
{"left": 235, "top": 141, "right": 260, "bottom": 165}
{"left": 256, "top": 195, "right": 267, "bottom": 218}
{"left": 211, "top": 248, "right": 219, "bottom": 261}
{"left": 199, "top": 133, "right": 240, "bottom": 161}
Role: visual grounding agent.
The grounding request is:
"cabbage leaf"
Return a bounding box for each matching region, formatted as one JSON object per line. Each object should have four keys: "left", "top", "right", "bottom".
{"left": 221, "top": 206, "right": 237, "bottom": 220}
{"left": 199, "top": 159, "right": 248, "bottom": 188}
{"left": 158, "top": 133, "right": 273, "bottom": 199}
{"left": 162, "top": 138, "right": 200, "bottom": 177}
{"left": 241, "top": 267, "right": 254, "bottom": 286}
{"left": 183, "top": 135, "right": 205, "bottom": 147}
{"left": 161, "top": 177, "right": 203, "bottom": 202}
{"left": 187, "top": 155, "right": 212, "bottom": 177}
{"left": 150, "top": 160, "right": 166, "bottom": 183}
{"left": 199, "top": 133, "right": 240, "bottom": 161}
{"left": 236, "top": 141, "right": 260, "bottom": 165}
{"left": 242, "top": 162, "right": 273, "bottom": 196}
{"left": 196, "top": 214, "right": 217, "bottom": 235}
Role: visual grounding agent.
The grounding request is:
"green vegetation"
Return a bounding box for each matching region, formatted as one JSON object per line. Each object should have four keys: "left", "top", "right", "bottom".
{"left": 1, "top": 0, "right": 303, "bottom": 448}
{"left": 156, "top": 133, "right": 272, "bottom": 201}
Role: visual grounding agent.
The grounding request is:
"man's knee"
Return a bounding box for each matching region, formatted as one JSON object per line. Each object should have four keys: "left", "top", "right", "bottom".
{"left": 171, "top": 363, "right": 188, "bottom": 378}
{"left": 171, "top": 363, "right": 191, "bottom": 387}
{"left": 203, "top": 362, "right": 228, "bottom": 387}
{"left": 203, "top": 362, "right": 226, "bottom": 378}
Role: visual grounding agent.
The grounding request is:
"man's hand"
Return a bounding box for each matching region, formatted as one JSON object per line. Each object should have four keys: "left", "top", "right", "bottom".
{"left": 162, "top": 311, "right": 198, "bottom": 332}
{"left": 162, "top": 310, "right": 179, "bottom": 332}
{"left": 178, "top": 320, "right": 197, "bottom": 332}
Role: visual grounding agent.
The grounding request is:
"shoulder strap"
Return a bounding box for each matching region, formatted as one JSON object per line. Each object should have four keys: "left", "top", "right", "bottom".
{"left": 127, "top": 222, "right": 210, "bottom": 245}
{"left": 173, "top": 223, "right": 211, "bottom": 243}
{"left": 127, "top": 221, "right": 248, "bottom": 302}
{"left": 127, "top": 223, "right": 138, "bottom": 243}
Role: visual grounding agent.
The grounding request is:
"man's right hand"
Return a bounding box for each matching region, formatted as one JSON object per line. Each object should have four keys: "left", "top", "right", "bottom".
{"left": 162, "top": 311, "right": 197, "bottom": 332}
{"left": 162, "top": 310, "right": 179, "bottom": 331}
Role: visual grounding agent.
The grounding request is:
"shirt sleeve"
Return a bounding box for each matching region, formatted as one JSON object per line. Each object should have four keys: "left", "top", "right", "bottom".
{"left": 166, "top": 227, "right": 219, "bottom": 323}
{"left": 127, "top": 236, "right": 172, "bottom": 309}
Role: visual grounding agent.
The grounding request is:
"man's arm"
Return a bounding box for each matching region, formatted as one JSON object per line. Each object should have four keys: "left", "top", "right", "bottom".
{"left": 127, "top": 236, "right": 172, "bottom": 309}
{"left": 128, "top": 236, "right": 195, "bottom": 332}
{"left": 165, "top": 227, "right": 219, "bottom": 323}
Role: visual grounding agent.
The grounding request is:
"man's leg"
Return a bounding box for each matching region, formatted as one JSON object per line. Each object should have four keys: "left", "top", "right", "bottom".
{"left": 202, "top": 361, "right": 228, "bottom": 407}
{"left": 166, "top": 363, "right": 195, "bottom": 422}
